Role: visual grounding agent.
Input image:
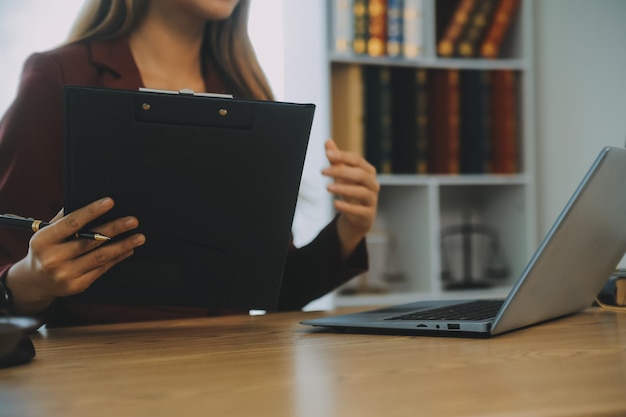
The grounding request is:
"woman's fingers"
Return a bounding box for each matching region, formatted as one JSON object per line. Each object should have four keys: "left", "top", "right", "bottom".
{"left": 25, "top": 197, "right": 146, "bottom": 297}
{"left": 327, "top": 181, "right": 378, "bottom": 206}
{"left": 322, "top": 138, "right": 380, "bottom": 246}
{"left": 323, "top": 163, "right": 380, "bottom": 192}
{"left": 56, "top": 234, "right": 145, "bottom": 295}
{"left": 325, "top": 140, "right": 377, "bottom": 175}
{"left": 40, "top": 197, "right": 115, "bottom": 244}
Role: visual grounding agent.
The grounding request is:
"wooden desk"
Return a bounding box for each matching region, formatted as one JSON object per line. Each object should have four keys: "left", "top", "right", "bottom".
{"left": 1, "top": 307, "right": 625, "bottom": 417}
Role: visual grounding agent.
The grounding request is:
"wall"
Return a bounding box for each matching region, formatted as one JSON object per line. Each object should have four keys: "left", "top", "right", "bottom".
{"left": 534, "top": 0, "right": 626, "bottom": 246}
{"left": 272, "top": 0, "right": 334, "bottom": 247}
{"left": 0, "top": 0, "right": 84, "bottom": 114}
{"left": 252, "top": 0, "right": 334, "bottom": 309}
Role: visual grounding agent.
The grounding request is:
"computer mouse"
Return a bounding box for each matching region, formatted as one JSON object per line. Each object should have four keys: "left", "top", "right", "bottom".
{"left": 0, "top": 323, "right": 22, "bottom": 358}
{"left": 0, "top": 322, "right": 36, "bottom": 368}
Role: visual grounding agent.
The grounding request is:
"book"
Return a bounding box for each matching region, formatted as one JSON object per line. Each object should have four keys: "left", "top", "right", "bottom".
{"left": 390, "top": 67, "right": 428, "bottom": 174}
{"left": 457, "top": 0, "right": 498, "bottom": 58}
{"left": 415, "top": 69, "right": 429, "bottom": 174}
{"left": 390, "top": 67, "right": 417, "bottom": 173}
{"left": 481, "top": 0, "right": 521, "bottom": 59}
{"left": 435, "top": 0, "right": 462, "bottom": 45}
{"left": 332, "top": 0, "right": 354, "bottom": 54}
{"left": 427, "top": 69, "right": 460, "bottom": 174}
{"left": 489, "top": 70, "right": 518, "bottom": 174}
{"left": 331, "top": 64, "right": 364, "bottom": 155}
{"left": 459, "top": 70, "right": 491, "bottom": 173}
{"left": 437, "top": 0, "right": 477, "bottom": 57}
{"left": 598, "top": 271, "right": 626, "bottom": 307}
{"left": 353, "top": 0, "right": 369, "bottom": 54}
{"left": 619, "top": 277, "right": 626, "bottom": 306}
{"left": 363, "top": 66, "right": 393, "bottom": 174}
{"left": 386, "top": 0, "right": 404, "bottom": 58}
{"left": 368, "top": 0, "right": 388, "bottom": 57}
{"left": 402, "top": 0, "right": 424, "bottom": 58}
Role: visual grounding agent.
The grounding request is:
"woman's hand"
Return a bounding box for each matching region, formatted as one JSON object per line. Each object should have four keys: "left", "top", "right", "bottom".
{"left": 6, "top": 197, "right": 145, "bottom": 314}
{"left": 322, "top": 139, "right": 380, "bottom": 259}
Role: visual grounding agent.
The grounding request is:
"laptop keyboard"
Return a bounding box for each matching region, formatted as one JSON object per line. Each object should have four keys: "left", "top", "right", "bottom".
{"left": 384, "top": 299, "right": 504, "bottom": 321}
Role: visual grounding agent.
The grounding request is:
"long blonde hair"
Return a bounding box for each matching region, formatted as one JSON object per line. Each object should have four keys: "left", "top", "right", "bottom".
{"left": 67, "top": 0, "right": 274, "bottom": 100}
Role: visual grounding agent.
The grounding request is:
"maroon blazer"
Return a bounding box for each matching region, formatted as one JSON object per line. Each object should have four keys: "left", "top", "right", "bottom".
{"left": 0, "top": 37, "right": 367, "bottom": 325}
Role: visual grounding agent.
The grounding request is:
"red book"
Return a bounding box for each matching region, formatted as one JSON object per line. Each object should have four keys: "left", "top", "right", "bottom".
{"left": 427, "top": 69, "right": 460, "bottom": 174}
{"left": 481, "top": 0, "right": 521, "bottom": 58}
{"left": 415, "top": 69, "right": 429, "bottom": 174}
{"left": 489, "top": 70, "right": 517, "bottom": 174}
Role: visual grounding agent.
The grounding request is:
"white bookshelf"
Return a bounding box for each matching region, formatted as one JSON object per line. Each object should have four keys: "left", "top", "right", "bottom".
{"left": 325, "top": 0, "right": 537, "bottom": 307}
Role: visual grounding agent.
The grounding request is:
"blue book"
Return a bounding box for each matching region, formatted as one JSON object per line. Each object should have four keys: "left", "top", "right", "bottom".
{"left": 386, "top": 0, "right": 404, "bottom": 57}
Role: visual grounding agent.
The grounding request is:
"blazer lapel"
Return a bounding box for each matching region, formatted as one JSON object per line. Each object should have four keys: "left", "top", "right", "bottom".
{"left": 88, "top": 37, "right": 144, "bottom": 91}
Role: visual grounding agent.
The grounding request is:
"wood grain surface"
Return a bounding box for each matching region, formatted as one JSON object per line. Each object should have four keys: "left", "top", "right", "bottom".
{"left": 1, "top": 307, "right": 625, "bottom": 417}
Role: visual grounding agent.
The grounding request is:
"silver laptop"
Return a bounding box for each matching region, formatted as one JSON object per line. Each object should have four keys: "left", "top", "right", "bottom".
{"left": 302, "top": 146, "right": 626, "bottom": 337}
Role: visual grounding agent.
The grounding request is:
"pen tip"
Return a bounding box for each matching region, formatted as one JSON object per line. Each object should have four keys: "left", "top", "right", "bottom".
{"left": 94, "top": 234, "right": 111, "bottom": 241}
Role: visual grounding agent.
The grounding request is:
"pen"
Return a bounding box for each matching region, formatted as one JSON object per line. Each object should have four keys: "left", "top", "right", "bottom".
{"left": 0, "top": 214, "right": 111, "bottom": 241}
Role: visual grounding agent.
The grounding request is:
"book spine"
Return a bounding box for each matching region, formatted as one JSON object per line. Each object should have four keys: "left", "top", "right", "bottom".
{"left": 617, "top": 277, "right": 626, "bottom": 306}
{"left": 415, "top": 69, "right": 428, "bottom": 174}
{"left": 331, "top": 64, "right": 364, "bottom": 155}
{"left": 353, "top": 0, "right": 370, "bottom": 54}
{"left": 437, "top": 0, "right": 477, "bottom": 57}
{"left": 368, "top": 0, "right": 388, "bottom": 57}
{"left": 480, "top": 0, "right": 521, "bottom": 58}
{"left": 380, "top": 67, "right": 393, "bottom": 173}
{"left": 449, "top": 70, "right": 460, "bottom": 174}
{"left": 390, "top": 67, "right": 429, "bottom": 174}
{"left": 459, "top": 70, "right": 491, "bottom": 173}
{"left": 402, "top": 0, "right": 424, "bottom": 58}
{"left": 427, "top": 69, "right": 460, "bottom": 174}
{"left": 390, "top": 67, "right": 417, "bottom": 173}
{"left": 332, "top": 0, "right": 354, "bottom": 54}
{"left": 489, "top": 70, "right": 518, "bottom": 173}
{"left": 457, "top": 0, "right": 498, "bottom": 58}
{"left": 386, "top": 0, "right": 404, "bottom": 58}
{"left": 363, "top": 66, "right": 393, "bottom": 173}
{"left": 480, "top": 71, "right": 492, "bottom": 172}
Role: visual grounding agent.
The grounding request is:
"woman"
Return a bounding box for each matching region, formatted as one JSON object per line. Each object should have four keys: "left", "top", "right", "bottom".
{"left": 0, "top": 0, "right": 379, "bottom": 325}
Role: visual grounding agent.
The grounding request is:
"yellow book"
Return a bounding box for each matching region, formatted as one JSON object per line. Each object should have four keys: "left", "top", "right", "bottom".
{"left": 367, "top": 0, "right": 388, "bottom": 57}
{"left": 617, "top": 278, "right": 626, "bottom": 306}
{"left": 331, "top": 64, "right": 364, "bottom": 155}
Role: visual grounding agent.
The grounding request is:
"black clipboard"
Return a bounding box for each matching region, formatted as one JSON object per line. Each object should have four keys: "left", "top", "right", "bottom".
{"left": 63, "top": 86, "right": 315, "bottom": 311}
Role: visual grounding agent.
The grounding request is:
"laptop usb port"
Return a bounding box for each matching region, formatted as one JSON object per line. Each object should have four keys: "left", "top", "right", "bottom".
{"left": 447, "top": 324, "right": 460, "bottom": 330}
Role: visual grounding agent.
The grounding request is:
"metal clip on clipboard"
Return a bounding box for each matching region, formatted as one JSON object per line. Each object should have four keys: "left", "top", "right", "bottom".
{"left": 139, "top": 87, "right": 234, "bottom": 99}
{"left": 136, "top": 88, "right": 246, "bottom": 128}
